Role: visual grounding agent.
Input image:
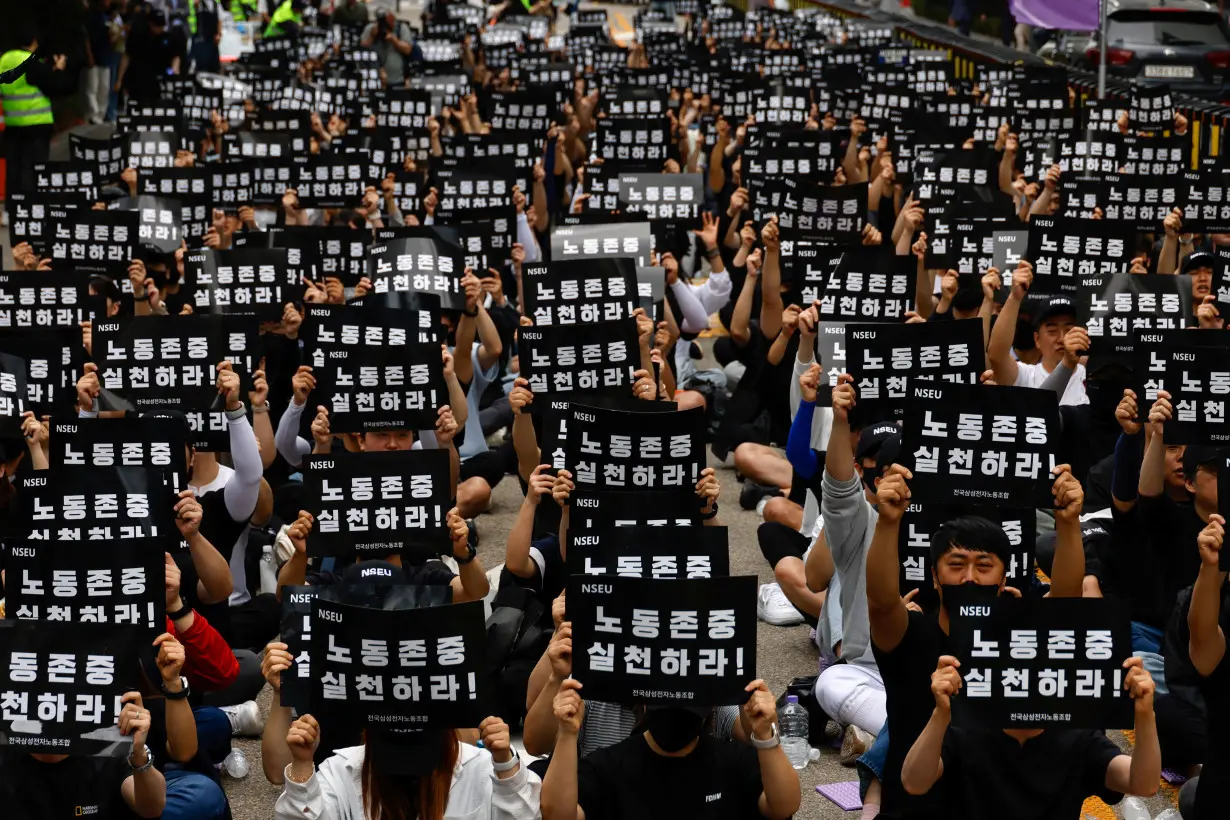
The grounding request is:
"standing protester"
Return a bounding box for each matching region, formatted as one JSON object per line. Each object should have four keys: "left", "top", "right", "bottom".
{"left": 115, "top": 8, "right": 181, "bottom": 104}
{"left": 0, "top": 25, "right": 65, "bottom": 196}
{"left": 360, "top": 7, "right": 420, "bottom": 87}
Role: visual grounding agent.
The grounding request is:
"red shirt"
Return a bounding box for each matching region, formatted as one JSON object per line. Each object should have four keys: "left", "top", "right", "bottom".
{"left": 167, "top": 609, "right": 239, "bottom": 692}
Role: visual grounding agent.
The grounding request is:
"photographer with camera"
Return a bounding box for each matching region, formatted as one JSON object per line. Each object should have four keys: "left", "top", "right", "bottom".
{"left": 360, "top": 7, "right": 420, "bottom": 87}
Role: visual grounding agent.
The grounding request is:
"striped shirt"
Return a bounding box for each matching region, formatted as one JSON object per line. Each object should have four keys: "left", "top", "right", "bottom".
{"left": 578, "top": 701, "right": 739, "bottom": 758}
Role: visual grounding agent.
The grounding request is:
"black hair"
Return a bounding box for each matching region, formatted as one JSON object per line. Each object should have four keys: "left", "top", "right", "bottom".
{"left": 16, "top": 24, "right": 40, "bottom": 47}
{"left": 1182, "top": 445, "right": 1223, "bottom": 484}
{"left": 89, "top": 275, "right": 120, "bottom": 303}
{"left": 928, "top": 516, "right": 1012, "bottom": 572}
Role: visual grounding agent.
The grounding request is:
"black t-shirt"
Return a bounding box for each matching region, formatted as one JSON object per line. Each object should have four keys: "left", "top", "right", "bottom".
{"left": 304, "top": 559, "right": 456, "bottom": 588}
{"left": 1129, "top": 495, "right": 1204, "bottom": 628}
{"left": 939, "top": 728, "right": 1123, "bottom": 820}
{"left": 123, "top": 25, "right": 179, "bottom": 100}
{"left": 577, "top": 734, "right": 763, "bottom": 820}
{"left": 0, "top": 753, "right": 131, "bottom": 820}
{"left": 871, "top": 609, "right": 949, "bottom": 819}
{"left": 1191, "top": 581, "right": 1230, "bottom": 820}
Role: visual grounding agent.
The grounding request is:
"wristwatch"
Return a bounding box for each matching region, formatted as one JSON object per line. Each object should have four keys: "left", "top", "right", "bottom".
{"left": 492, "top": 751, "right": 520, "bottom": 772}
{"left": 161, "top": 676, "right": 191, "bottom": 701}
{"left": 750, "top": 723, "right": 780, "bottom": 750}
{"left": 128, "top": 744, "right": 154, "bottom": 774}
{"left": 454, "top": 541, "right": 478, "bottom": 565}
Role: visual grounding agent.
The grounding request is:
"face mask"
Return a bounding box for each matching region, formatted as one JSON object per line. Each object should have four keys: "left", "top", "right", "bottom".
{"left": 939, "top": 581, "right": 1001, "bottom": 617}
{"left": 643, "top": 708, "right": 705, "bottom": 752}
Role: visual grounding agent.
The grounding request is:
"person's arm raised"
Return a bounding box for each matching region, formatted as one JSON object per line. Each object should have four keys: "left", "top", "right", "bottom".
{"left": 260, "top": 643, "right": 295, "bottom": 785}
{"left": 1138, "top": 392, "right": 1172, "bottom": 499}
{"left": 987, "top": 260, "right": 1032, "bottom": 388}
{"left": 902, "top": 657, "right": 958, "bottom": 796}
{"left": 823, "top": 374, "right": 857, "bottom": 483}
{"left": 1189, "top": 515, "right": 1228, "bottom": 677}
{"left": 175, "top": 491, "right": 233, "bottom": 604}
{"left": 453, "top": 271, "right": 481, "bottom": 386}
{"left": 867, "top": 465, "right": 914, "bottom": 652}
{"left": 1104, "top": 658, "right": 1160, "bottom": 797}
{"left": 541, "top": 679, "right": 586, "bottom": 820}
{"left": 446, "top": 510, "right": 489, "bottom": 603}
{"left": 509, "top": 378, "right": 541, "bottom": 482}
{"left": 1047, "top": 466, "right": 1086, "bottom": 598}
{"left": 275, "top": 512, "right": 314, "bottom": 602}
{"left": 759, "top": 217, "right": 784, "bottom": 339}
{"left": 745, "top": 680, "right": 801, "bottom": 820}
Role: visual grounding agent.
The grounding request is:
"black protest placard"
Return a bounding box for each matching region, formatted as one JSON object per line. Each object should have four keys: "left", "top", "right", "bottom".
{"left": 897, "top": 504, "right": 1036, "bottom": 597}
{"left": 374, "top": 88, "right": 435, "bottom": 130}
{"left": 290, "top": 153, "right": 372, "bottom": 208}
{"left": 1129, "top": 84, "right": 1173, "bottom": 133}
{"left": 49, "top": 416, "right": 190, "bottom": 492}
{"left": 47, "top": 209, "right": 138, "bottom": 274}
{"left": 303, "top": 450, "right": 452, "bottom": 559}
{"left": 791, "top": 245, "right": 845, "bottom": 306}
{"left": 21, "top": 467, "right": 176, "bottom": 542}
{"left": 432, "top": 168, "right": 517, "bottom": 222}
{"left": 122, "top": 131, "right": 178, "bottom": 170}
{"left": 990, "top": 229, "right": 1029, "bottom": 272}
{"left": 1175, "top": 170, "right": 1230, "bottom": 233}
{"left": 597, "top": 118, "right": 671, "bottom": 163}
{"left": 184, "top": 247, "right": 295, "bottom": 319}
{"left": 69, "top": 133, "right": 125, "bottom": 182}
{"left": 5, "top": 539, "right": 165, "bottom": 632}
{"left": 119, "top": 195, "right": 184, "bottom": 254}
{"left": 617, "top": 173, "right": 704, "bottom": 224}
{"left": 210, "top": 163, "right": 255, "bottom": 210}
{"left": 1220, "top": 453, "right": 1230, "bottom": 570}
{"left": 5, "top": 195, "right": 79, "bottom": 255}
{"left": 567, "top": 527, "right": 730, "bottom": 579}
{"left": 570, "top": 488, "right": 702, "bottom": 528}
{"left": 0, "top": 327, "right": 84, "bottom": 420}
{"left": 0, "top": 352, "right": 31, "bottom": 435}
{"left": 91, "top": 315, "right": 260, "bottom": 451}
{"left": 139, "top": 167, "right": 212, "bottom": 240}
{"left": 305, "top": 305, "right": 445, "bottom": 433}
{"left": 1024, "top": 217, "right": 1133, "bottom": 294}
{"left": 949, "top": 597, "right": 1134, "bottom": 729}
{"left": 815, "top": 251, "right": 913, "bottom": 322}
{"left": 846, "top": 319, "right": 983, "bottom": 420}
{"left": 568, "top": 575, "right": 757, "bottom": 706}
{"left": 311, "top": 598, "right": 487, "bottom": 728}
{"left": 0, "top": 621, "right": 140, "bottom": 755}
{"left": 809, "top": 322, "right": 850, "bottom": 408}
{"left": 551, "top": 223, "right": 653, "bottom": 267}
{"left": 901, "top": 382, "right": 1061, "bottom": 507}
{"left": 486, "top": 89, "right": 555, "bottom": 132}
{"left": 539, "top": 394, "right": 677, "bottom": 471}
{"left": 366, "top": 238, "right": 465, "bottom": 311}
{"left": 1160, "top": 342, "right": 1230, "bottom": 445}
{"left": 520, "top": 258, "right": 638, "bottom": 326}
{"left": 1079, "top": 273, "right": 1190, "bottom": 366}
{"left": 519, "top": 320, "right": 640, "bottom": 399}
{"left": 0, "top": 271, "right": 93, "bottom": 328}
{"left": 566, "top": 405, "right": 704, "bottom": 492}
{"left": 279, "top": 583, "right": 454, "bottom": 711}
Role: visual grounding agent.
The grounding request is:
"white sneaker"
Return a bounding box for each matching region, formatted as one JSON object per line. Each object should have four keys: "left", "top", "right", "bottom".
{"left": 757, "top": 582, "right": 805, "bottom": 626}
{"left": 220, "top": 700, "right": 263, "bottom": 737}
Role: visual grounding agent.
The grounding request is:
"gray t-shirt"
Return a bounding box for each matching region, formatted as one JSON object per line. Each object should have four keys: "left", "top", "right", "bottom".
{"left": 361, "top": 19, "right": 415, "bottom": 85}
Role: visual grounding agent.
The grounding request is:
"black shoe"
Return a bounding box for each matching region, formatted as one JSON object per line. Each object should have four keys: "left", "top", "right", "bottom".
{"left": 739, "top": 481, "right": 780, "bottom": 511}
{"left": 466, "top": 518, "right": 479, "bottom": 549}
{"left": 689, "top": 341, "right": 703, "bottom": 360}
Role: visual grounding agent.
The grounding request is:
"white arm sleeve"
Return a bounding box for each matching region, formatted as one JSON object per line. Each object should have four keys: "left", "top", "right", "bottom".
{"left": 669, "top": 279, "right": 712, "bottom": 334}
{"left": 223, "top": 411, "right": 263, "bottom": 522}
{"left": 274, "top": 399, "right": 312, "bottom": 469}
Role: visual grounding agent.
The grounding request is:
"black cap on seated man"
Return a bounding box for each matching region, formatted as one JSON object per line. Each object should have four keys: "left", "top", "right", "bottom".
{"left": 854, "top": 423, "right": 902, "bottom": 499}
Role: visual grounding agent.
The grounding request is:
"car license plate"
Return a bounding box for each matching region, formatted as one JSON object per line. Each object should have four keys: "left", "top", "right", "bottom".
{"left": 1144, "top": 64, "right": 1196, "bottom": 79}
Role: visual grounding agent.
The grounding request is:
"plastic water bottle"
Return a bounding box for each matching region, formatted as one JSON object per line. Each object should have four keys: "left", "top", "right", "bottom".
{"left": 1152, "top": 811, "right": 1181, "bottom": 820}
{"left": 777, "top": 695, "right": 810, "bottom": 770}
{"left": 259, "top": 545, "right": 278, "bottom": 596}
{"left": 223, "top": 748, "right": 250, "bottom": 779}
{"left": 1118, "top": 796, "right": 1150, "bottom": 820}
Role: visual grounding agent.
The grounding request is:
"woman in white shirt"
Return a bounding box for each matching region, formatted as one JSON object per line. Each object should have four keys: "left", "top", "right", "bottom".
{"left": 276, "top": 714, "right": 542, "bottom": 820}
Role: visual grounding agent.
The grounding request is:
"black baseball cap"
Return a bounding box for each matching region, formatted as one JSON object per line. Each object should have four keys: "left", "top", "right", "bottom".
{"left": 341, "top": 560, "right": 407, "bottom": 585}
{"left": 1033, "top": 294, "right": 1077, "bottom": 329}
{"left": 148, "top": 9, "right": 167, "bottom": 25}
{"left": 856, "top": 423, "right": 902, "bottom": 466}
{"left": 1181, "top": 251, "right": 1216, "bottom": 276}
{"left": 366, "top": 726, "right": 449, "bottom": 775}
{"left": 1182, "top": 445, "right": 1224, "bottom": 481}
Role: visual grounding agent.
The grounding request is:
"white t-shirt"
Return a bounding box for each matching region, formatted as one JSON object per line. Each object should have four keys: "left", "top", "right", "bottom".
{"left": 1014, "top": 360, "right": 1089, "bottom": 406}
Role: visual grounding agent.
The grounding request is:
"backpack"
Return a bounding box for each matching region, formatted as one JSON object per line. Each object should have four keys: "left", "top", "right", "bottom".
{"left": 484, "top": 584, "right": 553, "bottom": 727}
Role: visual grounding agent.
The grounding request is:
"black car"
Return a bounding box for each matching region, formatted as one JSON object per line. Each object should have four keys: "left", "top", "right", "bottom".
{"left": 1038, "top": 0, "right": 1230, "bottom": 99}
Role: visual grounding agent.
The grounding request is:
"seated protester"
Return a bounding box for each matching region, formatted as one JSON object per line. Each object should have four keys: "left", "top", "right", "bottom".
{"left": 900, "top": 655, "right": 1161, "bottom": 820}
{"left": 275, "top": 347, "right": 468, "bottom": 475}
{"left": 0, "top": 692, "right": 166, "bottom": 819}
{"left": 521, "top": 609, "right": 745, "bottom": 758}
{"left": 522, "top": 464, "right": 722, "bottom": 620}
{"left": 276, "top": 714, "right": 540, "bottom": 819}
{"left": 813, "top": 373, "right": 902, "bottom": 752}
{"left": 276, "top": 505, "right": 488, "bottom": 603}
{"left": 987, "top": 261, "right": 1090, "bottom": 407}
{"left": 1185, "top": 514, "right": 1230, "bottom": 819}
{"left": 541, "top": 679, "right": 801, "bottom": 820}
{"left": 863, "top": 465, "right": 1089, "bottom": 820}
{"left": 144, "top": 632, "right": 229, "bottom": 820}
{"left": 422, "top": 270, "right": 506, "bottom": 521}
{"left": 757, "top": 357, "right": 831, "bottom": 627}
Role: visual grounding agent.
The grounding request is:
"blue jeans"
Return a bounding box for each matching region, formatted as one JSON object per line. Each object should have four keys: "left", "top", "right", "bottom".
{"left": 105, "top": 53, "right": 121, "bottom": 122}
{"left": 857, "top": 721, "right": 890, "bottom": 800}
{"left": 194, "top": 707, "right": 233, "bottom": 765}
{"left": 164, "top": 768, "right": 228, "bottom": 820}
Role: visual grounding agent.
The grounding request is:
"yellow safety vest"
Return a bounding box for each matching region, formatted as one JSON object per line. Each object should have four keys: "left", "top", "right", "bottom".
{"left": 0, "top": 49, "right": 53, "bottom": 128}
{"left": 264, "top": 1, "right": 302, "bottom": 37}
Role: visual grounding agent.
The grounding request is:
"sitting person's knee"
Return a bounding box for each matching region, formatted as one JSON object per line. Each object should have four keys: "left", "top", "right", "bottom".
{"left": 459, "top": 478, "right": 492, "bottom": 513}
{"left": 676, "top": 390, "right": 707, "bottom": 411}
{"left": 762, "top": 495, "right": 797, "bottom": 526}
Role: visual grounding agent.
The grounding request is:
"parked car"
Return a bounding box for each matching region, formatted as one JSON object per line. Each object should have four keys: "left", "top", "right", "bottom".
{"left": 1037, "top": 0, "right": 1230, "bottom": 98}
